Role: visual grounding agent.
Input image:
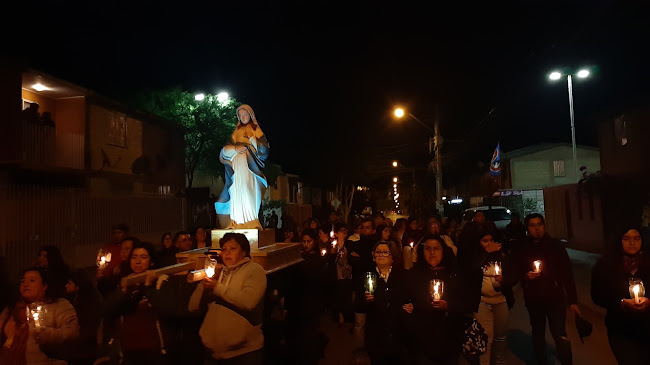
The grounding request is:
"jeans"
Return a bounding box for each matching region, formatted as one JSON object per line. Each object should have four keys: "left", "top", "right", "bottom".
{"left": 475, "top": 301, "right": 509, "bottom": 365}
{"left": 353, "top": 312, "right": 367, "bottom": 348}
{"left": 526, "top": 300, "right": 572, "bottom": 365}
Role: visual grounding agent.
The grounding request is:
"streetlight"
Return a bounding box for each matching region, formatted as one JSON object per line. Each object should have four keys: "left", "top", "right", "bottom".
{"left": 216, "top": 92, "right": 229, "bottom": 103}
{"left": 194, "top": 93, "right": 205, "bottom": 101}
{"left": 393, "top": 177, "right": 398, "bottom": 183}
{"left": 548, "top": 68, "right": 590, "bottom": 181}
{"left": 392, "top": 161, "right": 398, "bottom": 167}
{"left": 393, "top": 107, "right": 443, "bottom": 215}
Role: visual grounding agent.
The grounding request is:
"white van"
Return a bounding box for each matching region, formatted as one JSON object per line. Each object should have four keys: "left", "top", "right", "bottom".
{"left": 464, "top": 206, "right": 512, "bottom": 230}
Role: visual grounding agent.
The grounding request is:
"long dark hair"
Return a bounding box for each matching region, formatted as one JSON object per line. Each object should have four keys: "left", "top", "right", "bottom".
{"left": 37, "top": 245, "right": 68, "bottom": 274}
{"left": 415, "top": 234, "right": 455, "bottom": 269}
{"left": 612, "top": 226, "right": 647, "bottom": 256}
{"left": 301, "top": 229, "right": 320, "bottom": 254}
{"left": 127, "top": 242, "right": 157, "bottom": 273}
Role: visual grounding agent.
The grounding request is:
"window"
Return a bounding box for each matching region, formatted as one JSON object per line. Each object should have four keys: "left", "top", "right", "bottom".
{"left": 553, "top": 160, "right": 565, "bottom": 177}
{"left": 107, "top": 112, "right": 127, "bottom": 147}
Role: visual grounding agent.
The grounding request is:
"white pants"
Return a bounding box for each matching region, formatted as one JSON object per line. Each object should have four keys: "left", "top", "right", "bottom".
{"left": 475, "top": 301, "right": 509, "bottom": 365}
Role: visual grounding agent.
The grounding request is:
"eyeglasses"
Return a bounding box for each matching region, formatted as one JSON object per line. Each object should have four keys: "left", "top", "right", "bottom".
{"left": 374, "top": 251, "right": 392, "bottom": 257}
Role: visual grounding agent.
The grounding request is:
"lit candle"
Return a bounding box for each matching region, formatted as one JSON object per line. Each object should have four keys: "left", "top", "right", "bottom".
{"left": 205, "top": 267, "right": 215, "bottom": 278}
{"left": 633, "top": 284, "right": 640, "bottom": 304}
{"left": 331, "top": 239, "right": 337, "bottom": 247}
{"left": 97, "top": 250, "right": 112, "bottom": 269}
{"left": 365, "top": 272, "right": 376, "bottom": 294}
{"left": 494, "top": 263, "right": 500, "bottom": 276}
{"left": 409, "top": 242, "right": 414, "bottom": 248}
{"left": 204, "top": 259, "right": 217, "bottom": 278}
{"left": 330, "top": 230, "right": 335, "bottom": 238}
{"left": 429, "top": 279, "right": 444, "bottom": 301}
{"left": 321, "top": 248, "right": 327, "bottom": 256}
{"left": 533, "top": 260, "right": 542, "bottom": 273}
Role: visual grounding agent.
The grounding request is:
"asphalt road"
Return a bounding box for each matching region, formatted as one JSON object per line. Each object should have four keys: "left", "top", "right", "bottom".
{"left": 319, "top": 249, "right": 618, "bottom": 365}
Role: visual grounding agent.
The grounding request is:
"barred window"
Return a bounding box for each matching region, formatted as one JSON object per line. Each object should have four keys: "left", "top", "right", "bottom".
{"left": 108, "top": 112, "right": 127, "bottom": 147}
{"left": 553, "top": 160, "right": 565, "bottom": 177}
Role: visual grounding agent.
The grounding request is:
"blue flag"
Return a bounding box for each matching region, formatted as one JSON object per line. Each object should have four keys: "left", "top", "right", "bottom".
{"left": 490, "top": 143, "right": 501, "bottom": 176}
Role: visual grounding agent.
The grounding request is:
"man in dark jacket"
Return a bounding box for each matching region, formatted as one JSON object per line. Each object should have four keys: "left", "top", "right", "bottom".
{"left": 512, "top": 213, "right": 581, "bottom": 365}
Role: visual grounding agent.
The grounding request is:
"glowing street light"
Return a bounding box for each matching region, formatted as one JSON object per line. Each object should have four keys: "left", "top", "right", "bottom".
{"left": 392, "top": 161, "right": 398, "bottom": 167}
{"left": 548, "top": 67, "right": 591, "bottom": 181}
{"left": 393, "top": 177, "right": 398, "bottom": 183}
{"left": 394, "top": 108, "right": 405, "bottom": 118}
{"left": 217, "top": 92, "right": 229, "bottom": 103}
{"left": 194, "top": 93, "right": 205, "bottom": 101}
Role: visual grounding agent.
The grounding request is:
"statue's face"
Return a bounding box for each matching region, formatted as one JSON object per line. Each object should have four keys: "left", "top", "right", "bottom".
{"left": 238, "top": 109, "right": 251, "bottom": 125}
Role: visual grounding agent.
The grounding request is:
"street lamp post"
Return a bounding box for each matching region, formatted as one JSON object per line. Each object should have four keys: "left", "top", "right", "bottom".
{"left": 549, "top": 69, "right": 590, "bottom": 181}
{"left": 394, "top": 107, "right": 443, "bottom": 215}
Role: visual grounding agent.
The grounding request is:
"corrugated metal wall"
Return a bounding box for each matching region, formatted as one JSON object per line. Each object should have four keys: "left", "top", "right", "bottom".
{"left": 0, "top": 185, "right": 185, "bottom": 280}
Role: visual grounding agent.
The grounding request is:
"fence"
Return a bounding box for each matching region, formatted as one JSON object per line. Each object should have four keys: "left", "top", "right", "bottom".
{"left": 0, "top": 185, "right": 186, "bottom": 280}
{"left": 21, "top": 123, "right": 84, "bottom": 169}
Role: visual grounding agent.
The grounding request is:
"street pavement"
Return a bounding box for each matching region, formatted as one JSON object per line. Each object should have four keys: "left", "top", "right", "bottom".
{"left": 319, "top": 248, "right": 618, "bottom": 365}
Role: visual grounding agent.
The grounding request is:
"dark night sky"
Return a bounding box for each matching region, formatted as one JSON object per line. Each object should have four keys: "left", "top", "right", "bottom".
{"left": 8, "top": 1, "right": 650, "bottom": 186}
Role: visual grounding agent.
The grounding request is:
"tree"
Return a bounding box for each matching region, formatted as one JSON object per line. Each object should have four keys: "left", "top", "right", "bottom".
{"left": 335, "top": 182, "right": 356, "bottom": 223}
{"left": 135, "top": 89, "right": 239, "bottom": 188}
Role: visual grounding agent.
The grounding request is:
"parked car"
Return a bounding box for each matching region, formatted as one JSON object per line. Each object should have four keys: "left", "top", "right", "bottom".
{"left": 464, "top": 205, "right": 512, "bottom": 230}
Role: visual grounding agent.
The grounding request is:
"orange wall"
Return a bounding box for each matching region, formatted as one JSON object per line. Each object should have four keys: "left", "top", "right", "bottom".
{"left": 56, "top": 97, "right": 85, "bottom": 135}
{"left": 21, "top": 89, "right": 56, "bottom": 120}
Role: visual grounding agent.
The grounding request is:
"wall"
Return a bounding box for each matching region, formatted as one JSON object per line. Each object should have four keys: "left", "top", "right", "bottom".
{"left": 21, "top": 89, "right": 57, "bottom": 120}
{"left": 55, "top": 97, "right": 85, "bottom": 135}
{"left": 141, "top": 122, "right": 185, "bottom": 188}
{"left": 510, "top": 146, "right": 601, "bottom": 189}
{"left": 598, "top": 111, "right": 650, "bottom": 178}
{"left": 543, "top": 184, "right": 605, "bottom": 254}
{"left": 88, "top": 104, "right": 143, "bottom": 176}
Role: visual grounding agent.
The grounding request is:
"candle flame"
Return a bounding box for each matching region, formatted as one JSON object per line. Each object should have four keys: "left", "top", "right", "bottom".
{"left": 332, "top": 240, "right": 337, "bottom": 247}
{"left": 409, "top": 242, "right": 414, "bottom": 248}
{"left": 633, "top": 284, "right": 640, "bottom": 295}
{"left": 330, "top": 231, "right": 335, "bottom": 238}
{"left": 321, "top": 249, "right": 327, "bottom": 256}
{"left": 205, "top": 267, "right": 215, "bottom": 278}
{"left": 100, "top": 257, "right": 106, "bottom": 264}
{"left": 495, "top": 264, "right": 500, "bottom": 275}
{"left": 534, "top": 260, "right": 541, "bottom": 272}
{"left": 106, "top": 253, "right": 112, "bottom": 262}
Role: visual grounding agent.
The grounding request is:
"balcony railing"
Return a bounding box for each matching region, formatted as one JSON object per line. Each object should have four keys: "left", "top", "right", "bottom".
{"left": 20, "top": 122, "right": 84, "bottom": 169}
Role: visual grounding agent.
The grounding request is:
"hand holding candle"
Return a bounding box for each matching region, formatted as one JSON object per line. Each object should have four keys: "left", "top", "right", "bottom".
{"left": 533, "top": 260, "right": 542, "bottom": 274}
{"left": 96, "top": 250, "right": 112, "bottom": 270}
{"left": 321, "top": 248, "right": 327, "bottom": 256}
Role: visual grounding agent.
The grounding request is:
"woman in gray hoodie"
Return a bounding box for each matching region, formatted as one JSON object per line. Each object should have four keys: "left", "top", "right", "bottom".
{"left": 189, "top": 233, "right": 267, "bottom": 364}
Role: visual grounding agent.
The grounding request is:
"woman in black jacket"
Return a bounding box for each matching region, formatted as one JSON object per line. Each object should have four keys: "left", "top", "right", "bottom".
{"left": 405, "top": 234, "right": 476, "bottom": 365}
{"left": 591, "top": 227, "right": 650, "bottom": 365}
{"left": 361, "top": 241, "right": 408, "bottom": 365}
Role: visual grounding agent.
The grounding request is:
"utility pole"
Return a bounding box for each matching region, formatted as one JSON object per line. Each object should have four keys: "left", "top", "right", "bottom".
{"left": 434, "top": 106, "right": 443, "bottom": 215}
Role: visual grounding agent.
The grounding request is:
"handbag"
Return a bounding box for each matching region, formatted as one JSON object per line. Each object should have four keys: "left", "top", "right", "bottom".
{"left": 461, "top": 317, "right": 488, "bottom": 359}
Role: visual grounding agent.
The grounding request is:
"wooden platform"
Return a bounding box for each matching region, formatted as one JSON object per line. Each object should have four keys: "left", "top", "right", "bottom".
{"left": 176, "top": 242, "right": 302, "bottom": 274}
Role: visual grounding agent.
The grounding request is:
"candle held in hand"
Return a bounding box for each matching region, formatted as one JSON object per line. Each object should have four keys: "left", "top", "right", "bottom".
{"left": 495, "top": 263, "right": 500, "bottom": 276}
{"left": 409, "top": 242, "right": 414, "bottom": 248}
{"left": 633, "top": 284, "right": 640, "bottom": 304}
{"left": 330, "top": 230, "right": 335, "bottom": 238}
{"left": 321, "top": 248, "right": 327, "bottom": 256}
{"left": 533, "top": 260, "right": 542, "bottom": 273}
{"left": 331, "top": 239, "right": 337, "bottom": 247}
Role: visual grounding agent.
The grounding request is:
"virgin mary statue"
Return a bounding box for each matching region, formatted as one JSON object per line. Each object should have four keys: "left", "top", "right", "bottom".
{"left": 215, "top": 104, "right": 269, "bottom": 229}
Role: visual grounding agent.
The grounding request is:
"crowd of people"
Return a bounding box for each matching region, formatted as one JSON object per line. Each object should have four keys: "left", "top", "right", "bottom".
{"left": 0, "top": 211, "right": 648, "bottom": 365}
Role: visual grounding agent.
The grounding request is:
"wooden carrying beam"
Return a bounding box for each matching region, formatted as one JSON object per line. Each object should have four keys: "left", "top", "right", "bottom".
{"left": 120, "top": 262, "right": 196, "bottom": 288}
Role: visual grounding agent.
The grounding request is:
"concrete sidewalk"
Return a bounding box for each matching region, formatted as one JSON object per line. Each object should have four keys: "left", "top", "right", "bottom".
{"left": 319, "top": 249, "right": 618, "bottom": 365}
